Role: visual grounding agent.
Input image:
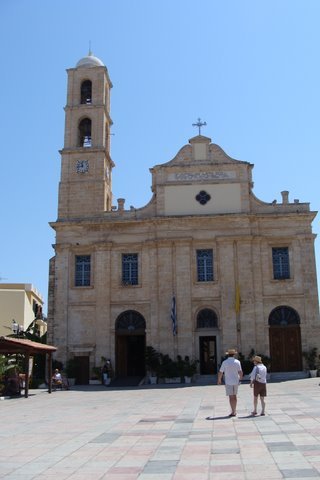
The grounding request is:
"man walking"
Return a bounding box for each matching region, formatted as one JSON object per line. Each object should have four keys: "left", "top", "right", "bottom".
{"left": 218, "top": 348, "right": 243, "bottom": 417}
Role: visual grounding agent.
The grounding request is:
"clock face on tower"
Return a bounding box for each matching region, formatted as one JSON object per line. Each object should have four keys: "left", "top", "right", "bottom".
{"left": 76, "top": 160, "right": 89, "bottom": 174}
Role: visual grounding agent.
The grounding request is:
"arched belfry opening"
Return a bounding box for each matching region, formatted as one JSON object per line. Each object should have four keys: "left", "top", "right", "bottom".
{"left": 269, "top": 306, "right": 302, "bottom": 372}
{"left": 80, "top": 80, "right": 92, "bottom": 104}
{"left": 115, "top": 310, "right": 146, "bottom": 380}
{"left": 78, "top": 118, "right": 92, "bottom": 147}
{"left": 197, "top": 308, "right": 218, "bottom": 375}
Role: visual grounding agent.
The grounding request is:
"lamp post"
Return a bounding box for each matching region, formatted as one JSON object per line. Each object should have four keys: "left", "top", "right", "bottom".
{"left": 11, "top": 319, "right": 24, "bottom": 336}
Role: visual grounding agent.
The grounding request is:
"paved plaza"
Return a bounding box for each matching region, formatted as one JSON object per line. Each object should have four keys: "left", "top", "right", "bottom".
{"left": 1, "top": 377, "right": 320, "bottom": 479}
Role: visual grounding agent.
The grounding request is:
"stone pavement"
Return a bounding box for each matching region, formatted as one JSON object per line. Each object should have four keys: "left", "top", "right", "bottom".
{"left": 1, "top": 377, "right": 320, "bottom": 480}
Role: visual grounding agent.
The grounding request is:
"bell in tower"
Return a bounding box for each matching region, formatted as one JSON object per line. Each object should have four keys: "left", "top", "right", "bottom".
{"left": 57, "top": 52, "right": 114, "bottom": 219}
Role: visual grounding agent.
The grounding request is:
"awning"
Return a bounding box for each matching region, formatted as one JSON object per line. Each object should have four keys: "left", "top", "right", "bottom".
{"left": 0, "top": 336, "right": 57, "bottom": 398}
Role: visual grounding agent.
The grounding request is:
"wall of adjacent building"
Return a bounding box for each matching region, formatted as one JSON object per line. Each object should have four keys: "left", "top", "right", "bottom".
{"left": 0, "top": 284, "right": 44, "bottom": 336}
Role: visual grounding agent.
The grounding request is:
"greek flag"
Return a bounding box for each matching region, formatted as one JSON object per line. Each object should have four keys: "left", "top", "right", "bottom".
{"left": 171, "top": 296, "right": 177, "bottom": 335}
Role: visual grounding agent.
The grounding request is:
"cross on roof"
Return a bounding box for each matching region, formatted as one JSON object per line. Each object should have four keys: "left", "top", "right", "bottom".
{"left": 192, "top": 118, "right": 207, "bottom": 135}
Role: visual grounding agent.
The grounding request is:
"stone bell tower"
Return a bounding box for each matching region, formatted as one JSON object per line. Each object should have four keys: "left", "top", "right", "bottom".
{"left": 57, "top": 52, "right": 114, "bottom": 219}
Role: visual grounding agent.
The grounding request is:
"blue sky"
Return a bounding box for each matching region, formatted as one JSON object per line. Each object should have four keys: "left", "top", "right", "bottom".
{"left": 1, "top": 0, "right": 319, "bottom": 314}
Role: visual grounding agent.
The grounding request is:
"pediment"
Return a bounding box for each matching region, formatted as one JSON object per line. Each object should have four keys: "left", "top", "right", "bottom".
{"left": 157, "top": 137, "right": 247, "bottom": 168}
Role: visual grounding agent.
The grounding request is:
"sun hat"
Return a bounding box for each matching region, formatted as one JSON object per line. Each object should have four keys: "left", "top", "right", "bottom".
{"left": 253, "top": 355, "right": 262, "bottom": 363}
{"left": 225, "top": 348, "right": 237, "bottom": 355}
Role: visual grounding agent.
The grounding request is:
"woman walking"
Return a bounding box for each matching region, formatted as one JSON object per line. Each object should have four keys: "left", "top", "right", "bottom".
{"left": 250, "top": 355, "right": 267, "bottom": 416}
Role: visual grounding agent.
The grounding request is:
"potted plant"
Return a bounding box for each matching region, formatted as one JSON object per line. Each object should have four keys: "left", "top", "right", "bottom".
{"left": 182, "top": 356, "right": 199, "bottom": 383}
{"left": 303, "top": 347, "right": 319, "bottom": 377}
{"left": 145, "top": 346, "right": 160, "bottom": 384}
{"left": 158, "top": 354, "right": 181, "bottom": 383}
{"left": 65, "top": 358, "right": 77, "bottom": 385}
{"left": 90, "top": 366, "right": 102, "bottom": 384}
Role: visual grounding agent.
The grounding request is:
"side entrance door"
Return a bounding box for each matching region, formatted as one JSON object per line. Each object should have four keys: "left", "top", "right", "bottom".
{"left": 269, "top": 326, "right": 302, "bottom": 372}
{"left": 116, "top": 335, "right": 146, "bottom": 377}
{"left": 115, "top": 310, "right": 146, "bottom": 379}
{"left": 74, "top": 356, "right": 89, "bottom": 384}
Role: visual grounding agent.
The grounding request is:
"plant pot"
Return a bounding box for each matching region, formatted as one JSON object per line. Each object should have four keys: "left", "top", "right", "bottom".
{"left": 184, "top": 376, "right": 192, "bottom": 384}
{"left": 309, "top": 369, "right": 317, "bottom": 378}
{"left": 68, "top": 378, "right": 76, "bottom": 386}
{"left": 165, "top": 377, "right": 181, "bottom": 384}
{"left": 89, "top": 379, "right": 101, "bottom": 385}
{"left": 149, "top": 376, "right": 157, "bottom": 385}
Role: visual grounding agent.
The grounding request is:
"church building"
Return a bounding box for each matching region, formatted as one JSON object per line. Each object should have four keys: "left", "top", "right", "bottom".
{"left": 47, "top": 52, "right": 320, "bottom": 384}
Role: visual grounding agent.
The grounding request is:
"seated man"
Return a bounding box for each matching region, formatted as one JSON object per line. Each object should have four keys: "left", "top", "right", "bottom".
{"left": 52, "top": 369, "right": 63, "bottom": 389}
{"left": 52, "top": 369, "right": 70, "bottom": 390}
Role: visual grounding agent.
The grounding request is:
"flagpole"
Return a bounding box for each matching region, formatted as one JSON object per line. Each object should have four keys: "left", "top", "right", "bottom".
{"left": 235, "top": 283, "right": 241, "bottom": 351}
{"left": 171, "top": 293, "right": 177, "bottom": 359}
{"left": 234, "top": 241, "right": 242, "bottom": 352}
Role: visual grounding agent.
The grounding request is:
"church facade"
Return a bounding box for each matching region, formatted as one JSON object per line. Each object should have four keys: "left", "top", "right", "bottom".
{"left": 47, "top": 53, "right": 320, "bottom": 383}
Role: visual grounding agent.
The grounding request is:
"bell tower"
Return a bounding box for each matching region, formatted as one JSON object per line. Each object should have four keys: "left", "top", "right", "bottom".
{"left": 58, "top": 52, "right": 114, "bottom": 219}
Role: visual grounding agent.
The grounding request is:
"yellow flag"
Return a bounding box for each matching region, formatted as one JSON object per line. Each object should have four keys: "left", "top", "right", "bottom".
{"left": 235, "top": 284, "right": 241, "bottom": 314}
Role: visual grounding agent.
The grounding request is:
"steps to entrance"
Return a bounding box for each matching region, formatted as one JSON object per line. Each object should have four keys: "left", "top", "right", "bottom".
{"left": 269, "top": 371, "right": 309, "bottom": 382}
{"left": 193, "top": 371, "right": 309, "bottom": 386}
{"left": 109, "top": 376, "right": 144, "bottom": 387}
{"left": 109, "top": 372, "right": 310, "bottom": 388}
{"left": 194, "top": 374, "right": 217, "bottom": 385}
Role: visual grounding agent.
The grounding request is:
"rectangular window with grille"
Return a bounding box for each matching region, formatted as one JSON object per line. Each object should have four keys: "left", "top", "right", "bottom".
{"left": 75, "top": 255, "right": 91, "bottom": 286}
{"left": 122, "top": 253, "right": 138, "bottom": 285}
{"left": 197, "top": 249, "right": 214, "bottom": 282}
{"left": 272, "top": 247, "right": 290, "bottom": 279}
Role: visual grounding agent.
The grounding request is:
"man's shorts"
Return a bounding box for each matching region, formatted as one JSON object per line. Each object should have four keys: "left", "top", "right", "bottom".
{"left": 225, "top": 384, "right": 239, "bottom": 396}
{"left": 253, "top": 381, "right": 267, "bottom": 397}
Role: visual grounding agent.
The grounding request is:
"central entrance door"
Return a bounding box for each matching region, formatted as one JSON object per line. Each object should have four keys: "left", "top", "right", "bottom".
{"left": 199, "top": 336, "right": 217, "bottom": 374}
{"left": 115, "top": 310, "right": 146, "bottom": 379}
{"left": 197, "top": 308, "right": 218, "bottom": 375}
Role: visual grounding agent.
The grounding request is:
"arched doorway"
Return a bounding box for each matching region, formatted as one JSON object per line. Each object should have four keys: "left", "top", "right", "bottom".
{"left": 269, "top": 306, "right": 302, "bottom": 372}
{"left": 197, "top": 308, "right": 218, "bottom": 374}
{"left": 115, "top": 310, "right": 146, "bottom": 379}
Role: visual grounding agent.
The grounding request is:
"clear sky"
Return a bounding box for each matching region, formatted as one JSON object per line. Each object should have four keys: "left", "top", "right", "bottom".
{"left": 1, "top": 0, "right": 319, "bottom": 314}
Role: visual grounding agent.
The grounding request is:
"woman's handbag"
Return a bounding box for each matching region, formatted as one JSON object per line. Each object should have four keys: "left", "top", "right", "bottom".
{"left": 255, "top": 366, "right": 262, "bottom": 382}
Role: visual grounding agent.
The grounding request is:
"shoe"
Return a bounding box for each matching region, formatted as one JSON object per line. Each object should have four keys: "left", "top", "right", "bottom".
{"left": 228, "top": 413, "right": 236, "bottom": 417}
{"left": 251, "top": 411, "right": 257, "bottom": 415}
{"left": 260, "top": 413, "right": 265, "bottom": 416}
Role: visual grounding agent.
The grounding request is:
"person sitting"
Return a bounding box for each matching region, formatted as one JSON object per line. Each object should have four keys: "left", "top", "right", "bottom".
{"left": 52, "top": 369, "right": 70, "bottom": 390}
{"left": 52, "top": 369, "right": 63, "bottom": 390}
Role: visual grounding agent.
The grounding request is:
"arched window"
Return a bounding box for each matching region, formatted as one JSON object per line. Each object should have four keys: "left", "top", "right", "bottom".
{"left": 78, "top": 118, "right": 92, "bottom": 147}
{"left": 81, "top": 80, "right": 92, "bottom": 104}
{"left": 196, "top": 308, "right": 218, "bottom": 329}
{"left": 268, "top": 306, "right": 300, "bottom": 326}
{"left": 116, "top": 310, "right": 146, "bottom": 333}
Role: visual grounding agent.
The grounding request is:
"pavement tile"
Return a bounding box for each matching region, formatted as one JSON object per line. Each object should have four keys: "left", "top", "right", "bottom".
{"left": 1, "top": 378, "right": 320, "bottom": 479}
{"left": 101, "top": 475, "right": 139, "bottom": 480}
{"left": 279, "top": 468, "right": 320, "bottom": 478}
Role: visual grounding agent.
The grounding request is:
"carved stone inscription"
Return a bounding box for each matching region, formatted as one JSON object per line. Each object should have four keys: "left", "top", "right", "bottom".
{"left": 168, "top": 171, "right": 236, "bottom": 182}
